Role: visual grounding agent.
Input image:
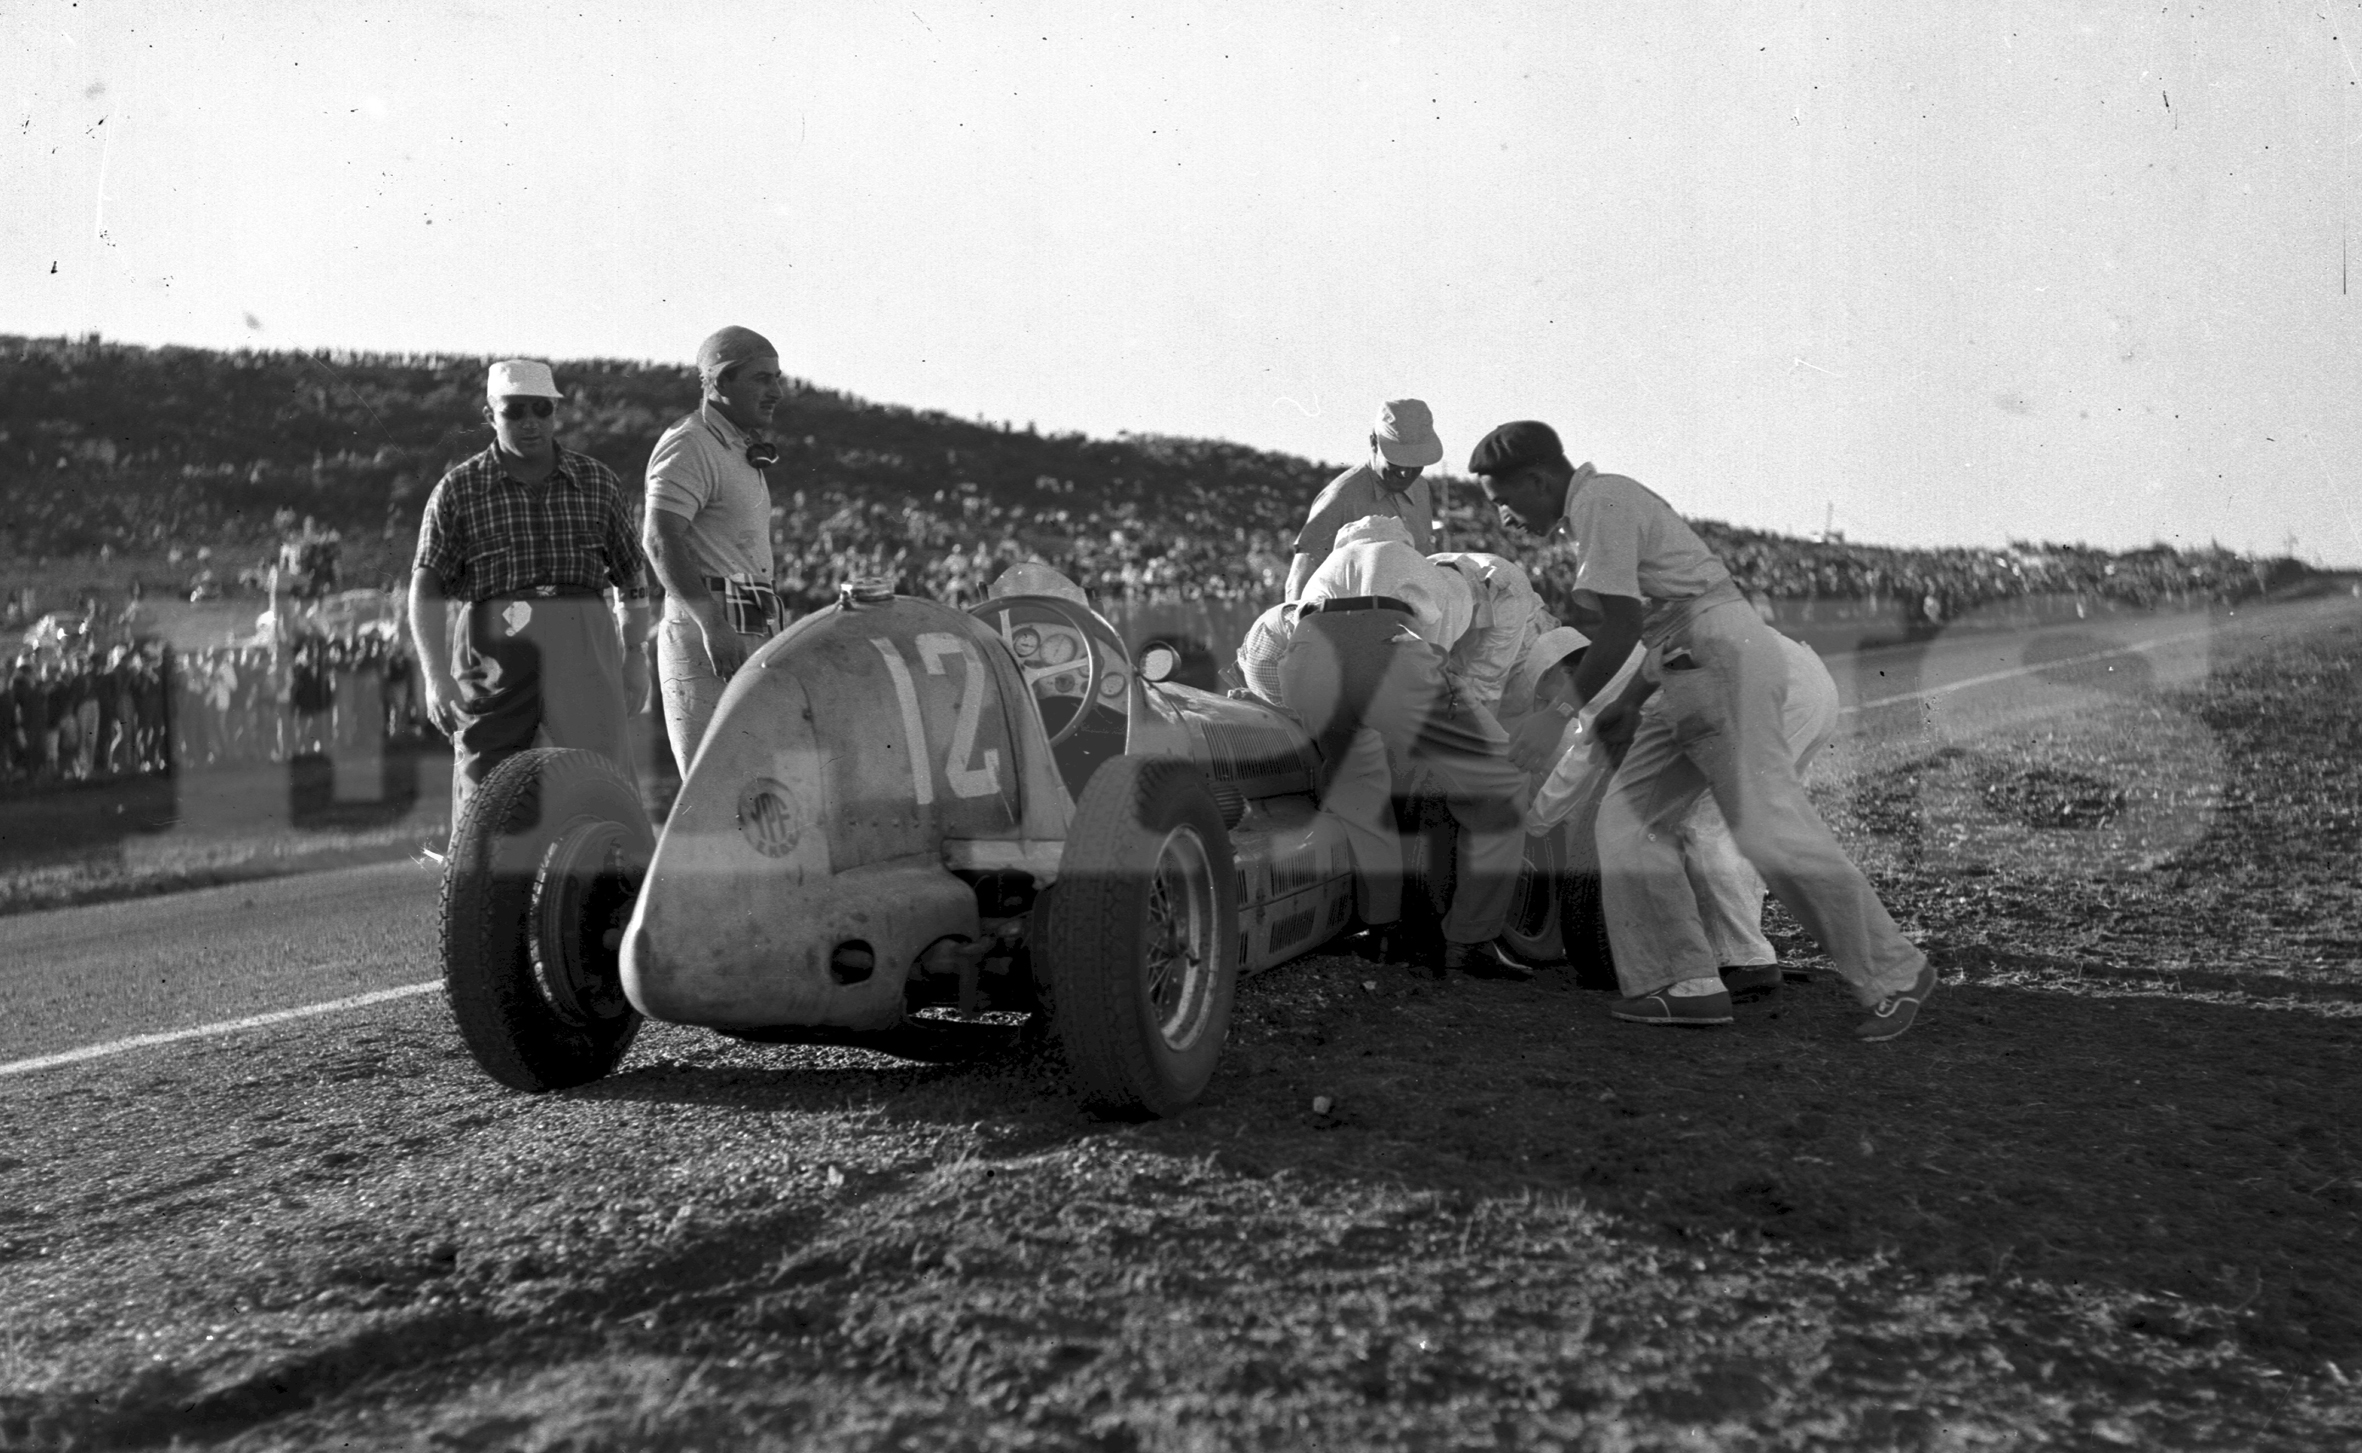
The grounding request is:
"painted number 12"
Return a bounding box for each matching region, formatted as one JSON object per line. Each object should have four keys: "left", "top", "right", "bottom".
{"left": 870, "top": 634, "right": 1003, "bottom": 804}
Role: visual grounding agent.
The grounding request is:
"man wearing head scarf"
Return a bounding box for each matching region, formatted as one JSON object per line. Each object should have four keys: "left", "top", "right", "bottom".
{"left": 1283, "top": 399, "right": 1445, "bottom": 600}
{"left": 643, "top": 326, "right": 789, "bottom": 773}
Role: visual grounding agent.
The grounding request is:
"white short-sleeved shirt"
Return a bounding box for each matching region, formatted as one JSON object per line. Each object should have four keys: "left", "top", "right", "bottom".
{"left": 1292, "top": 463, "right": 1434, "bottom": 566}
{"left": 1299, "top": 516, "right": 1471, "bottom": 650}
{"left": 644, "top": 405, "right": 775, "bottom": 602}
{"left": 1556, "top": 463, "right": 1733, "bottom": 646}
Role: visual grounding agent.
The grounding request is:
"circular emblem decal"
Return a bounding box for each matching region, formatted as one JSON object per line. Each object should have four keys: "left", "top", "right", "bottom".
{"left": 737, "top": 777, "right": 803, "bottom": 858}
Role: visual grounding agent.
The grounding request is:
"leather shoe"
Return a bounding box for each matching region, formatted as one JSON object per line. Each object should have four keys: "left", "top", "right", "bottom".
{"left": 1719, "top": 964, "right": 1783, "bottom": 1001}
{"left": 1611, "top": 987, "right": 1734, "bottom": 1025}
{"left": 1442, "top": 939, "right": 1534, "bottom": 982}
{"left": 1854, "top": 960, "right": 1938, "bottom": 1042}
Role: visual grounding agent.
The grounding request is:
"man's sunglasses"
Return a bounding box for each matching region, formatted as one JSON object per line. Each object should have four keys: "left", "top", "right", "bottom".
{"left": 496, "top": 400, "right": 556, "bottom": 420}
{"left": 745, "top": 440, "right": 780, "bottom": 469}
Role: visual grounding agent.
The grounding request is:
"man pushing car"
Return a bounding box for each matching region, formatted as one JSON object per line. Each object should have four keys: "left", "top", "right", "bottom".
{"left": 1468, "top": 421, "right": 1936, "bottom": 1041}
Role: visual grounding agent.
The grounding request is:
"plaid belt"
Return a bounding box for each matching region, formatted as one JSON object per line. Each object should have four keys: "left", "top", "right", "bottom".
{"left": 703, "top": 575, "right": 783, "bottom": 636}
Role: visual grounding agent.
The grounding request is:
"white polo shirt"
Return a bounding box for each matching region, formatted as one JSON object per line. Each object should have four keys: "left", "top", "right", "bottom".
{"left": 645, "top": 405, "right": 775, "bottom": 614}
{"left": 1556, "top": 463, "right": 1735, "bottom": 647}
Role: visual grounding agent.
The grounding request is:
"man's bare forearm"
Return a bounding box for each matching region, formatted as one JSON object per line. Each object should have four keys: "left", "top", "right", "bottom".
{"left": 1569, "top": 596, "right": 1645, "bottom": 709}
{"left": 407, "top": 569, "right": 454, "bottom": 686}
{"left": 643, "top": 511, "right": 719, "bottom": 620}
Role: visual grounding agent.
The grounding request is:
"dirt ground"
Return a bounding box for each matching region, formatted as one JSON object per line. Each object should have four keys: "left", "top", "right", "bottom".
{"left": 0, "top": 612, "right": 2357, "bottom": 1450}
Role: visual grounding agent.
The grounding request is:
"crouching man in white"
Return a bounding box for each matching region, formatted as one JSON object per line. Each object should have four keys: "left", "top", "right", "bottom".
{"left": 1255, "top": 516, "right": 1532, "bottom": 978}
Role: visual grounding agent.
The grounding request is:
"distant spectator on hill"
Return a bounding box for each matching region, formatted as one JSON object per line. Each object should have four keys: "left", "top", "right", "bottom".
{"left": 643, "top": 326, "right": 788, "bottom": 771}
{"left": 1283, "top": 399, "right": 1444, "bottom": 600}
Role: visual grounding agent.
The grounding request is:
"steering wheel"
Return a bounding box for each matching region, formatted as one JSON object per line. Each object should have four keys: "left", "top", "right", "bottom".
{"left": 971, "top": 597, "right": 1108, "bottom": 747}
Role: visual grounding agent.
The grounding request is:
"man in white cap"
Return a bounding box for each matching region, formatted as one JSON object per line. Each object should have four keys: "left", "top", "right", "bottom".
{"left": 1282, "top": 515, "right": 1529, "bottom": 978}
{"left": 643, "top": 326, "right": 789, "bottom": 772}
{"left": 409, "top": 360, "right": 651, "bottom": 823}
{"left": 1283, "top": 399, "right": 1444, "bottom": 600}
{"left": 1468, "top": 419, "right": 1934, "bottom": 1040}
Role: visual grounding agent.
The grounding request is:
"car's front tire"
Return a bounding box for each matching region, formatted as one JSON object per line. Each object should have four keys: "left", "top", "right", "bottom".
{"left": 1037, "top": 755, "right": 1238, "bottom": 1118}
{"left": 442, "top": 747, "right": 648, "bottom": 1092}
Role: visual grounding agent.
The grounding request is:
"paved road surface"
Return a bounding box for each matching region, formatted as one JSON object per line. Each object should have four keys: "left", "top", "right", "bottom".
{"left": 3, "top": 593, "right": 2352, "bottom": 1079}
{"left": 0, "top": 858, "right": 438, "bottom": 1066}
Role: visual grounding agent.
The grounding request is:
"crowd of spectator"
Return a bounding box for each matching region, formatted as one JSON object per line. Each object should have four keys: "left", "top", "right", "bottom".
{"left": 2, "top": 333, "right": 2321, "bottom": 803}
{"left": 2, "top": 629, "right": 426, "bottom": 798}
{"left": 757, "top": 481, "right": 2297, "bottom": 623}
{"left": 0, "top": 509, "right": 2312, "bottom": 805}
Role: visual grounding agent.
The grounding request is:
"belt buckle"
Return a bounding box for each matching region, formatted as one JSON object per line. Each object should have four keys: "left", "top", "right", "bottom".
{"left": 533, "top": 584, "right": 561, "bottom": 598}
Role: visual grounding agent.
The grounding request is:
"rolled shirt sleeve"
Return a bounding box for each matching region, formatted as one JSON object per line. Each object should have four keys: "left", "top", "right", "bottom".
{"left": 644, "top": 425, "right": 717, "bottom": 523}
{"left": 411, "top": 476, "right": 468, "bottom": 591}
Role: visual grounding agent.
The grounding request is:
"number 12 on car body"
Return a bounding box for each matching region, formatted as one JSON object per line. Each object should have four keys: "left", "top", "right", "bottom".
{"left": 870, "top": 633, "right": 1004, "bottom": 805}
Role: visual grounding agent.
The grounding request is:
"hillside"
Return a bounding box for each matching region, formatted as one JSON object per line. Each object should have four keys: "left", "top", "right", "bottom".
{"left": 0, "top": 334, "right": 2306, "bottom": 616}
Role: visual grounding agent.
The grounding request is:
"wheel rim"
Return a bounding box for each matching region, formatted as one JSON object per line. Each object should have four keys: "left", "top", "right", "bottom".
{"left": 1508, "top": 827, "right": 1565, "bottom": 940}
{"left": 1141, "top": 824, "right": 1219, "bottom": 1051}
{"left": 530, "top": 814, "right": 641, "bottom": 1027}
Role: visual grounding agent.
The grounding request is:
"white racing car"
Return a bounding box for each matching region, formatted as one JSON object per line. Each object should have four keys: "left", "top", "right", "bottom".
{"left": 438, "top": 568, "right": 1603, "bottom": 1117}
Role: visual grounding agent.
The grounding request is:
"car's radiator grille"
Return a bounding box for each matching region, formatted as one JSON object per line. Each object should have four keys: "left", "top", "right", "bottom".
{"left": 1197, "top": 718, "right": 1316, "bottom": 794}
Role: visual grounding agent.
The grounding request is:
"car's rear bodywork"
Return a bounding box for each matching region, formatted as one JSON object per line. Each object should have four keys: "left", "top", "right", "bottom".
{"left": 619, "top": 583, "right": 1357, "bottom": 1037}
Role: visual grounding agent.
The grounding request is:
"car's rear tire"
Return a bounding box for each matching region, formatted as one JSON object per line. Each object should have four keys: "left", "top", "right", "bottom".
{"left": 442, "top": 747, "right": 649, "bottom": 1092}
{"left": 1038, "top": 755, "right": 1238, "bottom": 1118}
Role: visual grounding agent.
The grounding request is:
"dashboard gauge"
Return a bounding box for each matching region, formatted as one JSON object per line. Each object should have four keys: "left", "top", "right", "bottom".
{"left": 1040, "top": 631, "right": 1078, "bottom": 665}
{"left": 1099, "top": 671, "right": 1127, "bottom": 699}
{"left": 1010, "top": 626, "right": 1041, "bottom": 658}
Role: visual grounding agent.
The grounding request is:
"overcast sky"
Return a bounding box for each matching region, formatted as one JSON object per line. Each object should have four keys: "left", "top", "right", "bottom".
{"left": 6, "top": 1, "right": 2358, "bottom": 563}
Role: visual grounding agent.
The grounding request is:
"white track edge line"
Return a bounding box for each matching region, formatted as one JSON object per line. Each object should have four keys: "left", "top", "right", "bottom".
{"left": 0, "top": 981, "right": 442, "bottom": 1079}
{"left": 1839, "top": 619, "right": 2227, "bottom": 715}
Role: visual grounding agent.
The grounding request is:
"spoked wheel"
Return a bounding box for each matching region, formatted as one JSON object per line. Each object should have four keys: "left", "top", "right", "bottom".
{"left": 1038, "top": 755, "right": 1238, "bottom": 1118}
{"left": 1141, "top": 826, "right": 1222, "bottom": 1050}
{"left": 442, "top": 748, "right": 650, "bottom": 1091}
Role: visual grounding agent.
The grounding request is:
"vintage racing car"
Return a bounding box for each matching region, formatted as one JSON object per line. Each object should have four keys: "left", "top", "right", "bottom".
{"left": 438, "top": 568, "right": 1608, "bottom": 1118}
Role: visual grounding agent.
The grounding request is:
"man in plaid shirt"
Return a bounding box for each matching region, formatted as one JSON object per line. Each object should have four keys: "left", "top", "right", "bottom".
{"left": 408, "top": 359, "right": 653, "bottom": 823}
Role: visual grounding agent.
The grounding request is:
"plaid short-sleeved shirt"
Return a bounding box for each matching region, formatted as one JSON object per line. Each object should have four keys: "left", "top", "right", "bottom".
{"left": 412, "top": 445, "right": 650, "bottom": 603}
